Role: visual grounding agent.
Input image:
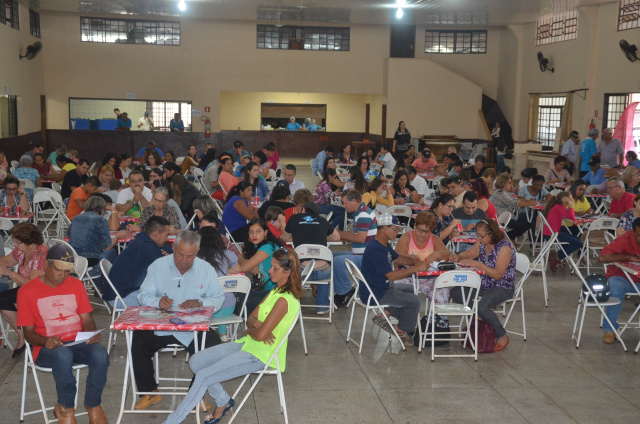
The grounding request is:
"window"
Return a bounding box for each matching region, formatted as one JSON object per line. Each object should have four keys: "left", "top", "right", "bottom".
{"left": 424, "top": 30, "right": 487, "bottom": 54}
{"left": 1, "top": 0, "right": 19, "bottom": 29}
{"left": 603, "top": 94, "right": 630, "bottom": 130}
{"left": 80, "top": 17, "right": 180, "bottom": 45}
{"left": 537, "top": 97, "right": 566, "bottom": 147}
{"left": 1, "top": 95, "right": 18, "bottom": 137}
{"left": 618, "top": 0, "right": 640, "bottom": 31}
{"left": 256, "top": 25, "right": 349, "bottom": 51}
{"left": 151, "top": 102, "right": 192, "bottom": 130}
{"left": 536, "top": 0, "right": 578, "bottom": 45}
{"left": 29, "top": 9, "right": 40, "bottom": 38}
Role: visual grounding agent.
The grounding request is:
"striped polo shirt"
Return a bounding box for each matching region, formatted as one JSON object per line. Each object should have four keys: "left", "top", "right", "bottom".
{"left": 352, "top": 202, "right": 377, "bottom": 255}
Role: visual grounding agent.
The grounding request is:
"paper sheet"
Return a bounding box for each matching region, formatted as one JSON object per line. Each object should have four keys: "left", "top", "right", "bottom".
{"left": 63, "top": 329, "right": 103, "bottom": 346}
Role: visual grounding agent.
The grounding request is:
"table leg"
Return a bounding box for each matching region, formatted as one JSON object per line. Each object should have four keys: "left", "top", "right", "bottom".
{"left": 115, "top": 330, "right": 132, "bottom": 424}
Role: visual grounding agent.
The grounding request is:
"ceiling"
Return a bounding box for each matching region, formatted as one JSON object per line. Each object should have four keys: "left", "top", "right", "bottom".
{"left": 30, "top": 0, "right": 617, "bottom": 27}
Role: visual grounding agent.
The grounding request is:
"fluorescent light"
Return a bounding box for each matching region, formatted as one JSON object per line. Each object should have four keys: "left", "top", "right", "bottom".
{"left": 396, "top": 0, "right": 407, "bottom": 6}
{"left": 178, "top": 0, "right": 186, "bottom": 12}
{"left": 396, "top": 8, "right": 404, "bottom": 19}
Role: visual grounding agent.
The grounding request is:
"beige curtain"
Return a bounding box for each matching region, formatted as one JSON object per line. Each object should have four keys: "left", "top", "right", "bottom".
{"left": 527, "top": 94, "right": 540, "bottom": 142}
{"left": 559, "top": 92, "right": 573, "bottom": 145}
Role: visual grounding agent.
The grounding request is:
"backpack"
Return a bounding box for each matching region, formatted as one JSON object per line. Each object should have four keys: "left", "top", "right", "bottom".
{"left": 414, "top": 314, "right": 450, "bottom": 347}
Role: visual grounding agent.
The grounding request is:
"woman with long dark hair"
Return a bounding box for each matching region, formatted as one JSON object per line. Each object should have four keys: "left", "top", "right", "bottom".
{"left": 313, "top": 168, "right": 345, "bottom": 229}
{"left": 430, "top": 193, "right": 461, "bottom": 242}
{"left": 343, "top": 166, "right": 368, "bottom": 194}
{"left": 322, "top": 156, "right": 344, "bottom": 190}
{"left": 242, "top": 161, "right": 269, "bottom": 201}
{"left": 392, "top": 121, "right": 411, "bottom": 154}
{"left": 217, "top": 156, "right": 237, "bottom": 200}
{"left": 181, "top": 145, "right": 200, "bottom": 175}
{"left": 392, "top": 170, "right": 420, "bottom": 204}
{"left": 221, "top": 181, "right": 259, "bottom": 242}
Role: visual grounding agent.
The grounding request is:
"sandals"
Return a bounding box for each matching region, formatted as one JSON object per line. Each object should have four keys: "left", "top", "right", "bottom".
{"left": 494, "top": 336, "right": 509, "bottom": 352}
{"left": 372, "top": 315, "right": 393, "bottom": 334}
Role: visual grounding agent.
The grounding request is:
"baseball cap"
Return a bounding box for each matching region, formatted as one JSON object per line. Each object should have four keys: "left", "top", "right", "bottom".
{"left": 275, "top": 180, "right": 289, "bottom": 188}
{"left": 233, "top": 140, "right": 244, "bottom": 148}
{"left": 303, "top": 202, "right": 321, "bottom": 215}
{"left": 588, "top": 156, "right": 600, "bottom": 166}
{"left": 588, "top": 128, "right": 599, "bottom": 136}
{"left": 46, "top": 244, "right": 75, "bottom": 271}
{"left": 144, "top": 111, "right": 149, "bottom": 116}
{"left": 377, "top": 213, "right": 400, "bottom": 227}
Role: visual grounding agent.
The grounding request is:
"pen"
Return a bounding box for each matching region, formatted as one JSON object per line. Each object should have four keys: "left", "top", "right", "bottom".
{"left": 163, "top": 291, "right": 174, "bottom": 308}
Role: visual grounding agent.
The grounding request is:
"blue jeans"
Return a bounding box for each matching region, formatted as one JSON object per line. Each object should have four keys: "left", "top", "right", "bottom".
{"left": 163, "top": 342, "right": 264, "bottom": 424}
{"left": 319, "top": 203, "right": 345, "bottom": 229}
{"left": 496, "top": 154, "right": 504, "bottom": 173}
{"left": 332, "top": 252, "right": 361, "bottom": 296}
{"left": 307, "top": 266, "right": 332, "bottom": 310}
{"left": 109, "top": 289, "right": 140, "bottom": 308}
{"left": 35, "top": 342, "right": 110, "bottom": 408}
{"left": 544, "top": 232, "right": 582, "bottom": 260}
{"left": 604, "top": 276, "right": 638, "bottom": 332}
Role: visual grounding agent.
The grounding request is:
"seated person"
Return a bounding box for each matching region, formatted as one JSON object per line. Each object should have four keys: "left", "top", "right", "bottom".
{"left": 626, "top": 151, "right": 640, "bottom": 169}
{"left": 451, "top": 219, "right": 516, "bottom": 352}
{"left": 447, "top": 176, "right": 466, "bottom": 208}
{"left": 545, "top": 155, "right": 573, "bottom": 188}
{"left": 170, "top": 174, "right": 200, "bottom": 221}
{"left": 31, "top": 152, "right": 52, "bottom": 177}
{"left": 343, "top": 166, "right": 368, "bottom": 194}
{"left": 598, "top": 218, "right": 640, "bottom": 344}
{"left": 217, "top": 155, "right": 237, "bottom": 200}
{"left": 196, "top": 226, "right": 239, "bottom": 343}
{"left": 362, "top": 178, "right": 394, "bottom": 212}
{"left": 412, "top": 149, "right": 437, "bottom": 173}
{"left": 284, "top": 188, "right": 313, "bottom": 222}
{"left": 258, "top": 183, "right": 294, "bottom": 219}
{"left": 228, "top": 218, "right": 282, "bottom": 315}
{"left": 104, "top": 216, "right": 172, "bottom": 307}
{"left": 449, "top": 159, "right": 464, "bottom": 177}
{"left": 608, "top": 176, "right": 636, "bottom": 219}
{"left": 284, "top": 202, "right": 340, "bottom": 314}
{"left": 104, "top": 179, "right": 123, "bottom": 204}
{"left": 490, "top": 175, "right": 534, "bottom": 240}
{"left": 616, "top": 193, "right": 640, "bottom": 236}
{"left": 379, "top": 144, "right": 396, "bottom": 171}
{"left": 469, "top": 155, "right": 488, "bottom": 180}
{"left": 0, "top": 175, "right": 30, "bottom": 213}
{"left": 162, "top": 249, "right": 302, "bottom": 424}
{"left": 132, "top": 230, "right": 224, "bottom": 410}
{"left": 13, "top": 155, "right": 42, "bottom": 202}
{"left": 362, "top": 214, "right": 428, "bottom": 347}
{"left": 313, "top": 168, "right": 345, "bottom": 229}
{"left": 430, "top": 193, "right": 461, "bottom": 243}
{"left": 337, "top": 144, "right": 355, "bottom": 164}
{"left": 116, "top": 170, "right": 152, "bottom": 217}
{"left": 622, "top": 165, "right": 640, "bottom": 194}
{"left": 565, "top": 179, "right": 593, "bottom": 236}
{"left": 518, "top": 167, "right": 536, "bottom": 189}
{"left": 135, "top": 141, "right": 163, "bottom": 161}
{"left": 395, "top": 212, "right": 453, "bottom": 304}
{"left": 226, "top": 140, "right": 250, "bottom": 164}
{"left": 452, "top": 192, "right": 488, "bottom": 231}
{"left": 583, "top": 157, "right": 606, "bottom": 187}
{"left": 282, "top": 164, "right": 305, "bottom": 195}
{"left": 222, "top": 181, "right": 259, "bottom": 243}
{"left": 406, "top": 165, "right": 429, "bottom": 198}
{"left": 163, "top": 161, "right": 181, "bottom": 183}
{"left": 518, "top": 174, "right": 551, "bottom": 211}
{"left": 265, "top": 206, "right": 286, "bottom": 241}
{"left": 392, "top": 170, "right": 421, "bottom": 205}
{"left": 128, "top": 187, "right": 181, "bottom": 233}
{"left": 199, "top": 212, "right": 241, "bottom": 259}
{"left": 17, "top": 244, "right": 109, "bottom": 423}
{"left": 470, "top": 180, "right": 497, "bottom": 221}
{"left": 61, "top": 158, "right": 90, "bottom": 200}
{"left": 45, "top": 155, "right": 76, "bottom": 183}
{"left": 243, "top": 161, "right": 269, "bottom": 201}
{"left": 543, "top": 192, "right": 583, "bottom": 272}
{"left": 151, "top": 179, "right": 188, "bottom": 230}
{"left": 66, "top": 176, "right": 101, "bottom": 221}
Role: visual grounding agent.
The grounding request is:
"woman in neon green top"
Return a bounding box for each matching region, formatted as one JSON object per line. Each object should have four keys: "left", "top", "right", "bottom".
{"left": 163, "top": 249, "right": 302, "bottom": 424}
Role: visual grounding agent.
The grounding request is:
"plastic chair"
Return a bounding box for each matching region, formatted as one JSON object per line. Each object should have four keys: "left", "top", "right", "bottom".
{"left": 575, "top": 217, "right": 619, "bottom": 273}
{"left": 209, "top": 276, "right": 252, "bottom": 341}
{"left": 345, "top": 259, "right": 407, "bottom": 353}
{"left": 294, "top": 245, "right": 335, "bottom": 323}
{"left": 20, "top": 340, "right": 89, "bottom": 423}
{"left": 502, "top": 253, "right": 531, "bottom": 340}
{"left": 423, "top": 270, "right": 482, "bottom": 361}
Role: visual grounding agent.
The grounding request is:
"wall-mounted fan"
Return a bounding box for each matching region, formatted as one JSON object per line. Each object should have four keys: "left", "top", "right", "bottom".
{"left": 537, "top": 52, "right": 554, "bottom": 73}
{"left": 19, "top": 41, "right": 42, "bottom": 60}
{"left": 619, "top": 39, "right": 639, "bottom": 62}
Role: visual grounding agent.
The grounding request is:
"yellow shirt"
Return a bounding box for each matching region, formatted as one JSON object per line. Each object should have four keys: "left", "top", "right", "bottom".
{"left": 565, "top": 196, "right": 591, "bottom": 226}
{"left": 62, "top": 163, "right": 76, "bottom": 172}
{"left": 362, "top": 191, "right": 394, "bottom": 208}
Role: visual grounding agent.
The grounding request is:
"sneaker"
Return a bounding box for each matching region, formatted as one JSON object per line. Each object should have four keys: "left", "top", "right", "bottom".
{"left": 317, "top": 308, "right": 329, "bottom": 315}
{"left": 603, "top": 331, "right": 616, "bottom": 344}
{"left": 335, "top": 287, "right": 356, "bottom": 307}
{"left": 220, "top": 334, "right": 229, "bottom": 343}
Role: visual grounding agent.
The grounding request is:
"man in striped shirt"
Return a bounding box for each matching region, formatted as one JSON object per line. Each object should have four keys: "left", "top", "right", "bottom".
{"left": 332, "top": 189, "right": 378, "bottom": 306}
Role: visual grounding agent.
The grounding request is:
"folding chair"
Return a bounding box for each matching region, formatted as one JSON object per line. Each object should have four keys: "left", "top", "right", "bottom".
{"left": 423, "top": 270, "right": 482, "bottom": 361}
{"left": 529, "top": 231, "right": 559, "bottom": 307}
{"left": 51, "top": 182, "right": 62, "bottom": 193}
{"left": 32, "top": 190, "right": 61, "bottom": 241}
{"left": 610, "top": 265, "right": 640, "bottom": 345}
{"left": 20, "top": 340, "right": 89, "bottom": 423}
{"left": 209, "top": 276, "right": 251, "bottom": 341}
{"left": 227, "top": 313, "right": 300, "bottom": 423}
{"left": 575, "top": 217, "right": 619, "bottom": 273}
{"left": 312, "top": 170, "right": 322, "bottom": 183}
{"left": 186, "top": 213, "right": 198, "bottom": 229}
{"left": 294, "top": 245, "right": 334, "bottom": 323}
{"left": 100, "top": 259, "right": 128, "bottom": 354}
{"left": 344, "top": 259, "right": 406, "bottom": 353}
{"left": 176, "top": 156, "right": 186, "bottom": 164}
{"left": 19, "top": 179, "right": 35, "bottom": 191}
{"left": 385, "top": 205, "right": 412, "bottom": 234}
{"left": 299, "top": 260, "right": 315, "bottom": 355}
{"left": 0, "top": 217, "right": 14, "bottom": 245}
{"left": 502, "top": 253, "right": 531, "bottom": 340}
{"left": 381, "top": 167, "right": 393, "bottom": 180}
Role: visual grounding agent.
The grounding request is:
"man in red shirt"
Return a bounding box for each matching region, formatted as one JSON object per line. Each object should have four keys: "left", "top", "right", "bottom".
{"left": 607, "top": 177, "right": 635, "bottom": 218}
{"left": 411, "top": 148, "right": 437, "bottom": 173}
{"left": 17, "top": 244, "right": 109, "bottom": 424}
{"left": 597, "top": 218, "right": 640, "bottom": 344}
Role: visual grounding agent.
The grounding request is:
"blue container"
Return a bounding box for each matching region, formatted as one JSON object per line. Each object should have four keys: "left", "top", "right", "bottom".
{"left": 90, "top": 119, "right": 118, "bottom": 130}
{"left": 70, "top": 119, "right": 90, "bottom": 130}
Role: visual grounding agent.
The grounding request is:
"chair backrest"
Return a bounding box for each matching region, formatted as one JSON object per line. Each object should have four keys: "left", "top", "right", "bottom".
{"left": 268, "top": 169, "right": 277, "bottom": 180}
{"left": 192, "top": 167, "right": 204, "bottom": 178}
{"left": 294, "top": 244, "right": 333, "bottom": 263}
{"left": 345, "top": 259, "right": 372, "bottom": 300}
{"left": 300, "top": 260, "right": 316, "bottom": 287}
{"left": 218, "top": 275, "right": 252, "bottom": 318}
{"left": 381, "top": 168, "right": 393, "bottom": 179}
{"left": 497, "top": 211, "right": 511, "bottom": 227}
{"left": 176, "top": 156, "right": 185, "bottom": 163}
{"left": 515, "top": 253, "right": 530, "bottom": 275}
{"left": 100, "top": 259, "right": 127, "bottom": 311}
{"left": 549, "top": 188, "right": 562, "bottom": 196}
{"left": 19, "top": 179, "right": 35, "bottom": 190}
{"left": 89, "top": 162, "right": 98, "bottom": 176}
{"left": 48, "top": 238, "right": 78, "bottom": 260}
{"left": 32, "top": 190, "right": 54, "bottom": 205}
{"left": 0, "top": 218, "right": 14, "bottom": 231}
{"left": 74, "top": 256, "right": 88, "bottom": 280}
{"left": 321, "top": 211, "right": 333, "bottom": 222}
{"left": 433, "top": 270, "right": 482, "bottom": 291}
{"left": 370, "top": 163, "right": 381, "bottom": 172}
{"left": 385, "top": 205, "right": 412, "bottom": 218}
{"left": 11, "top": 160, "right": 18, "bottom": 169}
{"left": 51, "top": 182, "right": 62, "bottom": 193}
{"left": 604, "top": 232, "right": 615, "bottom": 244}
{"left": 186, "top": 213, "right": 197, "bottom": 229}
{"left": 587, "top": 217, "right": 619, "bottom": 232}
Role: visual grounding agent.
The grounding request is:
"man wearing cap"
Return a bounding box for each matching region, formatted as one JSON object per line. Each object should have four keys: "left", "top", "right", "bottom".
{"left": 17, "top": 244, "right": 110, "bottom": 424}
{"left": 137, "top": 110, "right": 154, "bottom": 131}
{"left": 136, "top": 141, "right": 164, "bottom": 160}
{"left": 361, "top": 213, "right": 428, "bottom": 347}
{"left": 579, "top": 128, "right": 600, "bottom": 178}
{"left": 116, "top": 112, "right": 132, "bottom": 130}
{"left": 582, "top": 156, "right": 606, "bottom": 186}
{"left": 286, "top": 116, "right": 302, "bottom": 131}
{"left": 412, "top": 148, "right": 437, "bottom": 173}
{"left": 227, "top": 140, "right": 250, "bottom": 164}
{"left": 599, "top": 128, "right": 624, "bottom": 169}
{"left": 132, "top": 230, "right": 224, "bottom": 410}
{"left": 282, "top": 164, "right": 305, "bottom": 196}
{"left": 284, "top": 202, "right": 340, "bottom": 314}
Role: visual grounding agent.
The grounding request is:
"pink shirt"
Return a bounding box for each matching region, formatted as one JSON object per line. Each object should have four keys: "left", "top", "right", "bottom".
{"left": 412, "top": 158, "right": 437, "bottom": 173}
{"left": 610, "top": 192, "right": 635, "bottom": 216}
{"left": 543, "top": 204, "right": 575, "bottom": 236}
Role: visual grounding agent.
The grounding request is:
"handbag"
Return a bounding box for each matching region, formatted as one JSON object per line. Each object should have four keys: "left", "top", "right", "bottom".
{"left": 463, "top": 319, "right": 495, "bottom": 353}
{"left": 414, "top": 314, "right": 450, "bottom": 347}
{"left": 250, "top": 272, "right": 266, "bottom": 292}
{"left": 437, "top": 262, "right": 456, "bottom": 271}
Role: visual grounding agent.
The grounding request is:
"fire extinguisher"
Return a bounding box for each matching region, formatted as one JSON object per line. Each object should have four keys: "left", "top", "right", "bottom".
{"left": 205, "top": 120, "right": 211, "bottom": 138}
{"left": 589, "top": 119, "right": 595, "bottom": 130}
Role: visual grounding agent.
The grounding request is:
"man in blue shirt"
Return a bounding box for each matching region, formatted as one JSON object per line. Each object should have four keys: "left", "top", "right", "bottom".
{"left": 132, "top": 230, "right": 225, "bottom": 410}
{"left": 361, "top": 214, "right": 427, "bottom": 347}
{"left": 286, "top": 116, "right": 301, "bottom": 131}
{"left": 115, "top": 112, "right": 132, "bottom": 130}
{"left": 226, "top": 140, "right": 250, "bottom": 163}
{"left": 583, "top": 156, "right": 606, "bottom": 186}
{"left": 135, "top": 141, "right": 164, "bottom": 160}
{"left": 312, "top": 146, "right": 333, "bottom": 175}
{"left": 626, "top": 151, "right": 640, "bottom": 169}
{"left": 104, "top": 216, "right": 172, "bottom": 307}
{"left": 579, "top": 128, "right": 599, "bottom": 178}
{"left": 170, "top": 113, "right": 185, "bottom": 133}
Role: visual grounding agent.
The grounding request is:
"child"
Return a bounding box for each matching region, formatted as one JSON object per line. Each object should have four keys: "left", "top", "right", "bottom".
{"left": 265, "top": 206, "right": 286, "bottom": 240}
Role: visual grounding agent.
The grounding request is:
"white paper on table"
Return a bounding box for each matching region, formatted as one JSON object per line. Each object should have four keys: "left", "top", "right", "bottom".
{"left": 64, "top": 329, "right": 103, "bottom": 346}
{"left": 178, "top": 315, "right": 211, "bottom": 323}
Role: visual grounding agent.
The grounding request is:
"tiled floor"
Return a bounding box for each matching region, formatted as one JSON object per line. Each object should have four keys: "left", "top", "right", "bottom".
{"left": 2, "top": 160, "right": 640, "bottom": 423}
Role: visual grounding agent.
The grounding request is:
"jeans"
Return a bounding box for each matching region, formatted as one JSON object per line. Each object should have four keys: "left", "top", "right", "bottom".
{"left": 544, "top": 232, "right": 582, "bottom": 260}
{"left": 308, "top": 266, "right": 332, "bottom": 310}
{"left": 496, "top": 154, "right": 504, "bottom": 174}
{"left": 319, "top": 203, "right": 345, "bottom": 229}
{"left": 450, "top": 286, "right": 514, "bottom": 339}
{"left": 379, "top": 283, "right": 421, "bottom": 333}
{"left": 603, "top": 276, "right": 638, "bottom": 332}
{"left": 109, "top": 290, "right": 140, "bottom": 308}
{"left": 35, "top": 342, "right": 110, "bottom": 409}
{"left": 332, "top": 252, "right": 361, "bottom": 296}
{"left": 163, "top": 342, "right": 264, "bottom": 424}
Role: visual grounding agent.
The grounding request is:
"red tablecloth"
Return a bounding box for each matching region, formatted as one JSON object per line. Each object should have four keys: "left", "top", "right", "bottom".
{"left": 2, "top": 211, "right": 36, "bottom": 220}
{"left": 417, "top": 266, "right": 484, "bottom": 277}
{"left": 112, "top": 306, "right": 215, "bottom": 331}
{"left": 614, "top": 262, "right": 640, "bottom": 277}
{"left": 573, "top": 215, "right": 605, "bottom": 225}
{"left": 585, "top": 193, "right": 609, "bottom": 198}
{"left": 119, "top": 216, "right": 139, "bottom": 223}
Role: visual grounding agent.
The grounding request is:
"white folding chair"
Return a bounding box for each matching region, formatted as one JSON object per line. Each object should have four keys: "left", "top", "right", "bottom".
{"left": 51, "top": 182, "right": 62, "bottom": 193}
{"left": 32, "top": 190, "right": 61, "bottom": 241}
{"left": 312, "top": 170, "right": 322, "bottom": 183}
{"left": 100, "top": 259, "right": 128, "bottom": 354}
{"left": 299, "top": 260, "right": 315, "bottom": 355}
{"left": 89, "top": 162, "right": 98, "bottom": 176}
{"left": 502, "top": 253, "right": 531, "bottom": 340}
{"left": 176, "top": 156, "right": 186, "bottom": 164}
{"left": 575, "top": 217, "right": 619, "bottom": 273}
{"left": 423, "top": 270, "right": 482, "bottom": 361}
{"left": 267, "top": 169, "right": 278, "bottom": 191}
{"left": 294, "top": 245, "right": 335, "bottom": 323}
{"left": 186, "top": 213, "right": 198, "bottom": 229}
{"left": 345, "top": 259, "right": 406, "bottom": 353}
{"left": 0, "top": 217, "right": 14, "bottom": 246}
{"left": 381, "top": 167, "right": 393, "bottom": 180}
{"left": 529, "top": 231, "right": 559, "bottom": 307}
{"left": 226, "top": 313, "right": 300, "bottom": 423}
{"left": 385, "top": 205, "right": 412, "bottom": 234}
{"left": 19, "top": 178, "right": 35, "bottom": 191}
{"left": 11, "top": 160, "right": 19, "bottom": 169}
{"left": 20, "top": 340, "right": 89, "bottom": 423}
{"left": 209, "top": 276, "right": 251, "bottom": 341}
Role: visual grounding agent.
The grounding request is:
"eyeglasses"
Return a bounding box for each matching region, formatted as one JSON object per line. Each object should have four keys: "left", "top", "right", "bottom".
{"left": 477, "top": 232, "right": 490, "bottom": 239}
{"left": 152, "top": 197, "right": 166, "bottom": 204}
{"left": 130, "top": 179, "right": 144, "bottom": 183}
{"left": 415, "top": 227, "right": 431, "bottom": 235}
